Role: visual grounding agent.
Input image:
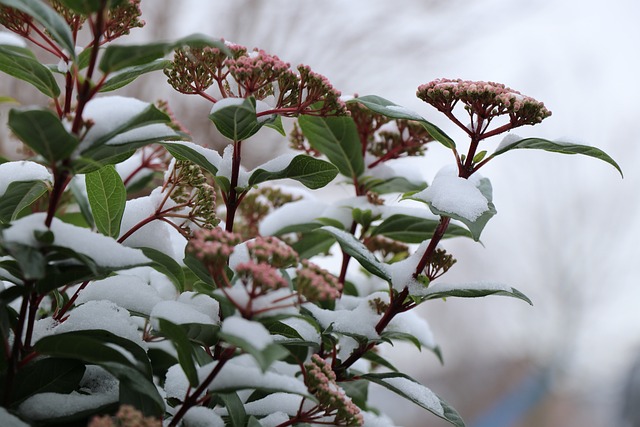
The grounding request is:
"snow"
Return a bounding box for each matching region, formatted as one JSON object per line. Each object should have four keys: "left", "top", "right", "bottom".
{"left": 385, "top": 104, "right": 424, "bottom": 121}
{"left": 218, "top": 393, "right": 303, "bottom": 416}
{"left": 2, "top": 213, "right": 149, "bottom": 268}
{"left": 385, "top": 240, "right": 430, "bottom": 295}
{"left": 496, "top": 133, "right": 523, "bottom": 151}
{"left": 0, "top": 161, "right": 51, "bottom": 197}
{"left": 221, "top": 316, "right": 273, "bottom": 350}
{"left": 250, "top": 153, "right": 296, "bottom": 174}
{"left": 118, "top": 187, "right": 186, "bottom": 260}
{"left": 209, "top": 97, "right": 246, "bottom": 115}
{"left": 259, "top": 199, "right": 325, "bottom": 235}
{"left": 258, "top": 412, "right": 290, "bottom": 427}
{"left": 388, "top": 310, "right": 437, "bottom": 350}
{"left": 412, "top": 166, "right": 489, "bottom": 221}
{"left": 150, "top": 300, "right": 217, "bottom": 326}
{"left": 274, "top": 316, "right": 321, "bottom": 344}
{"left": 0, "top": 31, "right": 26, "bottom": 47}
{"left": 107, "top": 123, "right": 177, "bottom": 146}
{"left": 52, "top": 300, "right": 145, "bottom": 348}
{"left": 181, "top": 406, "right": 224, "bottom": 427}
{"left": 177, "top": 291, "right": 220, "bottom": 321}
{"left": 163, "top": 140, "right": 223, "bottom": 171}
{"left": 17, "top": 366, "right": 118, "bottom": 420}
{"left": 381, "top": 376, "right": 443, "bottom": 415}
{"left": 0, "top": 407, "right": 29, "bottom": 427}
{"left": 164, "top": 355, "right": 308, "bottom": 399}
{"left": 216, "top": 144, "right": 249, "bottom": 188}
{"left": 305, "top": 294, "right": 384, "bottom": 339}
{"left": 78, "top": 96, "right": 176, "bottom": 152}
{"left": 75, "top": 274, "right": 164, "bottom": 316}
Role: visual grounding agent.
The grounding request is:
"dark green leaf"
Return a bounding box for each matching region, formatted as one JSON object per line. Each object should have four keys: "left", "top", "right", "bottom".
{"left": 85, "top": 165, "right": 126, "bottom": 238}
{"left": 298, "top": 115, "right": 364, "bottom": 179}
{"left": 0, "top": 180, "right": 49, "bottom": 223}
{"left": 140, "top": 247, "right": 185, "bottom": 292}
{"left": 100, "top": 59, "right": 171, "bottom": 92}
{"left": 100, "top": 33, "right": 229, "bottom": 73}
{"left": 420, "top": 283, "right": 532, "bottom": 305}
{"left": 362, "top": 372, "right": 465, "bottom": 427}
{"left": 341, "top": 379, "right": 369, "bottom": 409}
{"left": 247, "top": 416, "right": 263, "bottom": 427}
{"left": 365, "top": 176, "right": 427, "bottom": 194}
{"left": 80, "top": 103, "right": 172, "bottom": 153}
{"left": 0, "top": 45, "right": 60, "bottom": 97}
{"left": 349, "top": 95, "right": 456, "bottom": 149}
{"left": 8, "top": 109, "right": 78, "bottom": 162}
{"left": 290, "top": 230, "right": 335, "bottom": 259}
{"left": 248, "top": 155, "right": 338, "bottom": 189}
{"left": 104, "top": 362, "right": 164, "bottom": 417}
{"left": 0, "top": 0, "right": 75, "bottom": 56}
{"left": 162, "top": 141, "right": 220, "bottom": 176}
{"left": 492, "top": 137, "right": 623, "bottom": 177}
{"left": 11, "top": 358, "right": 85, "bottom": 406}
{"left": 2, "top": 242, "right": 45, "bottom": 280}
{"left": 57, "top": 0, "right": 127, "bottom": 14}
{"left": 319, "top": 226, "right": 391, "bottom": 282}
{"left": 183, "top": 252, "right": 214, "bottom": 286}
{"left": 70, "top": 177, "right": 95, "bottom": 228}
{"left": 362, "top": 350, "right": 398, "bottom": 372}
{"left": 372, "top": 214, "right": 472, "bottom": 243}
{"left": 158, "top": 319, "right": 199, "bottom": 387}
{"left": 219, "top": 392, "right": 246, "bottom": 427}
{"left": 209, "top": 97, "right": 264, "bottom": 141}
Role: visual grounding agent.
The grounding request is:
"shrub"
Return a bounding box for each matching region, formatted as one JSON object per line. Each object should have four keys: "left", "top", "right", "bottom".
{"left": 0, "top": 1, "right": 621, "bottom": 426}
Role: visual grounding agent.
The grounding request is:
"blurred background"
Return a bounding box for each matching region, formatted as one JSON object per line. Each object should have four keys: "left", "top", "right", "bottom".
{"left": 2, "top": 0, "right": 639, "bottom": 425}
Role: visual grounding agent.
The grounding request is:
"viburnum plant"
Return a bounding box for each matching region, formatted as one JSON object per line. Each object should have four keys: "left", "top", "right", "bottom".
{"left": 0, "top": 1, "right": 622, "bottom": 427}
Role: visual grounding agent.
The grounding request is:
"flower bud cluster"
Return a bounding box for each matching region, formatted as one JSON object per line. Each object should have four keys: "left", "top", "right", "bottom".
{"left": 295, "top": 260, "right": 342, "bottom": 302}
{"left": 305, "top": 354, "right": 364, "bottom": 426}
{"left": 167, "top": 160, "right": 219, "bottom": 230}
{"left": 103, "top": 0, "right": 145, "bottom": 42}
{"left": 236, "top": 186, "right": 301, "bottom": 239}
{"left": 187, "top": 227, "right": 242, "bottom": 270}
{"left": 165, "top": 42, "right": 347, "bottom": 116}
{"left": 235, "top": 260, "right": 288, "bottom": 292}
{"left": 0, "top": 5, "right": 32, "bottom": 37}
{"left": 246, "top": 236, "right": 299, "bottom": 269}
{"left": 88, "top": 404, "right": 160, "bottom": 427}
{"left": 423, "top": 248, "right": 457, "bottom": 281}
{"left": 417, "top": 78, "right": 551, "bottom": 128}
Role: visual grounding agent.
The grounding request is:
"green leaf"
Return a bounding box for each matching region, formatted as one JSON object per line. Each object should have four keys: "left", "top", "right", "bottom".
{"left": 80, "top": 103, "right": 172, "bottom": 153}
{"left": 158, "top": 318, "right": 199, "bottom": 387}
{"left": 85, "top": 165, "right": 126, "bottom": 238}
{"left": 298, "top": 115, "right": 364, "bottom": 179}
{"left": 100, "top": 33, "right": 230, "bottom": 73}
{"left": 493, "top": 137, "right": 623, "bottom": 177}
{"left": 183, "top": 252, "right": 214, "bottom": 286}
{"left": 140, "top": 247, "right": 185, "bottom": 292}
{"left": 0, "top": 45, "right": 60, "bottom": 97}
{"left": 209, "top": 97, "right": 265, "bottom": 141}
{"left": 420, "top": 282, "right": 532, "bottom": 305}
{"left": 162, "top": 141, "right": 220, "bottom": 176}
{"left": 349, "top": 95, "right": 456, "bottom": 149}
{"left": 249, "top": 155, "right": 338, "bottom": 189}
{"left": 362, "top": 350, "right": 398, "bottom": 372}
{"left": 57, "top": 0, "right": 126, "bottom": 14}
{"left": 0, "top": 0, "right": 75, "bottom": 57}
{"left": 11, "top": 358, "right": 85, "bottom": 406}
{"left": 364, "top": 176, "right": 427, "bottom": 194}
{"left": 290, "top": 230, "right": 335, "bottom": 259}
{"left": 0, "top": 180, "right": 49, "bottom": 223}
{"left": 104, "top": 361, "right": 165, "bottom": 417}
{"left": 319, "top": 226, "right": 391, "bottom": 282}
{"left": 372, "top": 214, "right": 472, "bottom": 243}
{"left": 341, "top": 378, "right": 369, "bottom": 409}
{"left": 219, "top": 392, "right": 246, "bottom": 427}
{"left": 362, "top": 372, "right": 465, "bottom": 427}
{"left": 8, "top": 109, "right": 78, "bottom": 162}
{"left": 2, "top": 242, "right": 46, "bottom": 280}
{"left": 100, "top": 59, "right": 171, "bottom": 92}
{"left": 70, "top": 177, "right": 95, "bottom": 228}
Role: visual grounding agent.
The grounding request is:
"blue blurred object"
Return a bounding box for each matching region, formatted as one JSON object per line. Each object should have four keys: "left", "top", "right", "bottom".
{"left": 470, "top": 369, "right": 552, "bottom": 427}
